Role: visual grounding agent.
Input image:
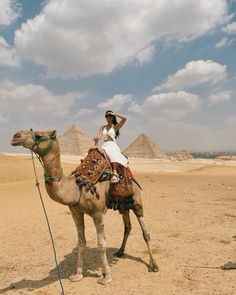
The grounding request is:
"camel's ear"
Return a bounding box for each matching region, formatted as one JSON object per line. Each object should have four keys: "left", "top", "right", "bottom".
{"left": 50, "top": 130, "right": 57, "bottom": 138}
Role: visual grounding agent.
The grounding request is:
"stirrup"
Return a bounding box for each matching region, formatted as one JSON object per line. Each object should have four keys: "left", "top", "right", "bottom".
{"left": 111, "top": 173, "right": 119, "bottom": 183}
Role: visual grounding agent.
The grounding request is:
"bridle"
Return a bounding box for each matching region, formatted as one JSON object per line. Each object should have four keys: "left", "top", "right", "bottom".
{"left": 30, "top": 128, "right": 56, "bottom": 158}
{"left": 30, "top": 128, "right": 62, "bottom": 184}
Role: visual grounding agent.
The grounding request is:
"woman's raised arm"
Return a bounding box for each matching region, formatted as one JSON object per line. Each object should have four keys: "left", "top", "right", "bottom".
{"left": 107, "top": 112, "right": 127, "bottom": 130}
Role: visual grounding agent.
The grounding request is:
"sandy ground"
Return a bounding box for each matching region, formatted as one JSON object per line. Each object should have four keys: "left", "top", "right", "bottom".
{"left": 1, "top": 153, "right": 236, "bottom": 295}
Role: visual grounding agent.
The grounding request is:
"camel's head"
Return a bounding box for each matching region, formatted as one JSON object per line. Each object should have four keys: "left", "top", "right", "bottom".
{"left": 11, "top": 129, "right": 57, "bottom": 156}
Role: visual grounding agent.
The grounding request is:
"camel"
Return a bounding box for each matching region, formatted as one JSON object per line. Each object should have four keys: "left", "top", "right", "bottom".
{"left": 11, "top": 129, "right": 158, "bottom": 285}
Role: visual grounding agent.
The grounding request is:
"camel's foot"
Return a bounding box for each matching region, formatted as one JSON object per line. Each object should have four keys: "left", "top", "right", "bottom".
{"left": 69, "top": 273, "right": 83, "bottom": 282}
{"left": 149, "top": 258, "right": 159, "bottom": 272}
{"left": 221, "top": 262, "right": 236, "bottom": 270}
{"left": 114, "top": 249, "right": 124, "bottom": 257}
{"left": 97, "top": 274, "right": 112, "bottom": 285}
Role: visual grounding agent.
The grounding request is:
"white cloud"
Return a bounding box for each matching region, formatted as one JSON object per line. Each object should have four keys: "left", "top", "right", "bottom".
{"left": 146, "top": 91, "right": 202, "bottom": 118}
{"left": 14, "top": 0, "right": 229, "bottom": 77}
{"left": 215, "top": 37, "right": 234, "bottom": 48}
{"left": 0, "top": 37, "right": 21, "bottom": 67}
{"left": 208, "top": 90, "right": 232, "bottom": 105}
{"left": 0, "top": 0, "right": 21, "bottom": 26}
{"left": 0, "top": 80, "right": 78, "bottom": 126}
{"left": 128, "top": 101, "right": 143, "bottom": 114}
{"left": 215, "top": 37, "right": 228, "bottom": 48}
{"left": 77, "top": 108, "right": 95, "bottom": 117}
{"left": 224, "top": 116, "right": 236, "bottom": 126}
{"left": 129, "top": 90, "right": 202, "bottom": 119}
{"left": 145, "top": 91, "right": 200, "bottom": 108}
{"left": 135, "top": 45, "right": 155, "bottom": 65}
{"left": 98, "top": 94, "right": 133, "bottom": 111}
{"left": 153, "top": 60, "right": 227, "bottom": 91}
{"left": 223, "top": 22, "right": 236, "bottom": 34}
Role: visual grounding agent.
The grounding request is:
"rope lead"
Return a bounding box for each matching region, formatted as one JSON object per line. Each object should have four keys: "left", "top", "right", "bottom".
{"left": 30, "top": 151, "right": 65, "bottom": 295}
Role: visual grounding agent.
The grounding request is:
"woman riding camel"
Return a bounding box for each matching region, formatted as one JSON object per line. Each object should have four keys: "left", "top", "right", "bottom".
{"left": 94, "top": 110, "right": 128, "bottom": 183}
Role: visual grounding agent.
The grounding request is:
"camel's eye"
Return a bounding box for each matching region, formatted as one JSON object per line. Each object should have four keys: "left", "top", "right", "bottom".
{"left": 14, "top": 133, "right": 21, "bottom": 139}
{"left": 35, "top": 134, "right": 48, "bottom": 141}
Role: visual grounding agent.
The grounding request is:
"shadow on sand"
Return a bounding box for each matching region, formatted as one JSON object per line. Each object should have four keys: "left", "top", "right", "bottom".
{"left": 0, "top": 247, "right": 150, "bottom": 293}
{"left": 220, "top": 236, "right": 236, "bottom": 270}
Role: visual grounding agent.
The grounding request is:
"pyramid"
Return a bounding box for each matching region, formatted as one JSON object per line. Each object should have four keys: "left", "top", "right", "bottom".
{"left": 123, "top": 133, "right": 167, "bottom": 159}
{"left": 173, "top": 149, "right": 193, "bottom": 160}
{"left": 58, "top": 124, "right": 94, "bottom": 155}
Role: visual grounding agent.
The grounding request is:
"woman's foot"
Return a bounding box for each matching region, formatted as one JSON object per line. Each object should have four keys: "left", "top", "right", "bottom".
{"left": 111, "top": 173, "right": 119, "bottom": 183}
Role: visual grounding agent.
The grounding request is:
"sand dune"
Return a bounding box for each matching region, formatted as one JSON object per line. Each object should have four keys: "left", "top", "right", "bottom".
{"left": 0, "top": 154, "right": 236, "bottom": 294}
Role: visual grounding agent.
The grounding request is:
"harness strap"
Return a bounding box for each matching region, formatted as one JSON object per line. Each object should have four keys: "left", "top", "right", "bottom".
{"left": 44, "top": 170, "right": 63, "bottom": 184}
{"left": 41, "top": 138, "right": 54, "bottom": 158}
{"left": 30, "top": 129, "right": 61, "bottom": 185}
{"left": 30, "top": 128, "right": 55, "bottom": 158}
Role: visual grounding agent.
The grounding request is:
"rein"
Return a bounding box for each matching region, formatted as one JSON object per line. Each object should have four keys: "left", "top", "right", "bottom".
{"left": 30, "top": 150, "right": 65, "bottom": 295}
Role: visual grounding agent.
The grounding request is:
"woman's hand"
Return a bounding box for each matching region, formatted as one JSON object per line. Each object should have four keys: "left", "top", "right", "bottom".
{"left": 107, "top": 111, "right": 115, "bottom": 116}
{"left": 94, "top": 137, "right": 99, "bottom": 145}
{"left": 110, "top": 112, "right": 127, "bottom": 130}
{"left": 108, "top": 111, "right": 125, "bottom": 118}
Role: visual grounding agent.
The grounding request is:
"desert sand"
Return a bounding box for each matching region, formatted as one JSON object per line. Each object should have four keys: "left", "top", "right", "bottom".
{"left": 1, "top": 153, "right": 236, "bottom": 295}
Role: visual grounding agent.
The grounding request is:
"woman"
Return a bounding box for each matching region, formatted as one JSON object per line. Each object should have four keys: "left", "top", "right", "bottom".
{"left": 94, "top": 110, "right": 128, "bottom": 183}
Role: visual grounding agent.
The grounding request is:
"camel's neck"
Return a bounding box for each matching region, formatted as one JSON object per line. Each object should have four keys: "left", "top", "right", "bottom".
{"left": 40, "top": 144, "right": 63, "bottom": 180}
{"left": 33, "top": 140, "right": 82, "bottom": 206}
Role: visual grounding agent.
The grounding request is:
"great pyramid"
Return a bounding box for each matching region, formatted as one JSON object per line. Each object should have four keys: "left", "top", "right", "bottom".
{"left": 123, "top": 133, "right": 167, "bottom": 159}
{"left": 58, "top": 124, "right": 93, "bottom": 155}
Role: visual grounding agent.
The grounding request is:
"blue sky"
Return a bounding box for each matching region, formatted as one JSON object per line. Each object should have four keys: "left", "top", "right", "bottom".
{"left": 0, "top": 0, "right": 236, "bottom": 152}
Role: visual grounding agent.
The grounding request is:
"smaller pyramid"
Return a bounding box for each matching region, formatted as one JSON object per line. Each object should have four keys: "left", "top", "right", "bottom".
{"left": 216, "top": 155, "right": 236, "bottom": 160}
{"left": 123, "top": 133, "right": 167, "bottom": 159}
{"left": 58, "top": 124, "right": 93, "bottom": 155}
{"left": 173, "top": 149, "right": 193, "bottom": 161}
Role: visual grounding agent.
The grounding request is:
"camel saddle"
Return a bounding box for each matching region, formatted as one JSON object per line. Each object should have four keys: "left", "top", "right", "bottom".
{"left": 72, "top": 147, "right": 109, "bottom": 185}
{"left": 71, "top": 147, "right": 141, "bottom": 205}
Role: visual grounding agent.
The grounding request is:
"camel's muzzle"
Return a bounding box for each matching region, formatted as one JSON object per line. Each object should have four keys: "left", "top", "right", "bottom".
{"left": 11, "top": 139, "right": 20, "bottom": 146}
{"left": 11, "top": 140, "right": 20, "bottom": 146}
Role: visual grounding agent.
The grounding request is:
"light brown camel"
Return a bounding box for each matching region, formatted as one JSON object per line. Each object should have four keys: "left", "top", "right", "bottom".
{"left": 11, "top": 129, "right": 158, "bottom": 285}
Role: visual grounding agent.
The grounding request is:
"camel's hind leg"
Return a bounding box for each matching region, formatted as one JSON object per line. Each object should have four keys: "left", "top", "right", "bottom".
{"left": 93, "top": 213, "right": 111, "bottom": 285}
{"left": 69, "top": 208, "right": 86, "bottom": 282}
{"left": 135, "top": 215, "right": 159, "bottom": 272}
{"left": 114, "top": 210, "right": 132, "bottom": 257}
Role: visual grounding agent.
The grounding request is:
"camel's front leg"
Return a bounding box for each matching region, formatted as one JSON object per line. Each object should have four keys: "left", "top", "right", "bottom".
{"left": 69, "top": 209, "right": 86, "bottom": 282}
{"left": 114, "top": 210, "right": 132, "bottom": 257}
{"left": 93, "top": 213, "right": 111, "bottom": 285}
{"left": 136, "top": 216, "right": 159, "bottom": 272}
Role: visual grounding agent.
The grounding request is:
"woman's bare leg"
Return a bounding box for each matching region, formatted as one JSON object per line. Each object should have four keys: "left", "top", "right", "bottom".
{"left": 111, "top": 162, "right": 119, "bottom": 182}
{"left": 112, "top": 162, "right": 117, "bottom": 174}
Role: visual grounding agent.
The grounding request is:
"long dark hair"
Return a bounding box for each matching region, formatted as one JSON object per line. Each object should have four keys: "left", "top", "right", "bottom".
{"left": 105, "top": 110, "right": 120, "bottom": 138}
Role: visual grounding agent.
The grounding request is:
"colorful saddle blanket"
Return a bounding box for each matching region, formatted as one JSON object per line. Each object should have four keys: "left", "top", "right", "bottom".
{"left": 109, "top": 164, "right": 134, "bottom": 198}
{"left": 72, "top": 148, "right": 109, "bottom": 184}
{"left": 72, "top": 148, "right": 141, "bottom": 212}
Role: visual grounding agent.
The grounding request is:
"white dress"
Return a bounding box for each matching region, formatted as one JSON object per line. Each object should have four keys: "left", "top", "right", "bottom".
{"left": 101, "top": 126, "right": 128, "bottom": 167}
